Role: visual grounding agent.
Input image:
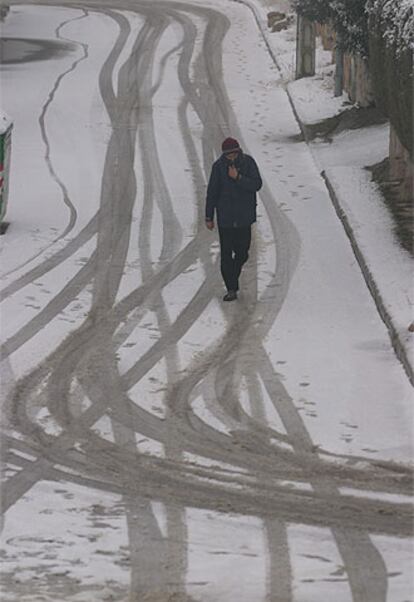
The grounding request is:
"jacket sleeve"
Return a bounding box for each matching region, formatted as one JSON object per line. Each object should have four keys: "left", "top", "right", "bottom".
{"left": 236, "top": 157, "right": 262, "bottom": 193}
{"left": 205, "top": 162, "right": 220, "bottom": 220}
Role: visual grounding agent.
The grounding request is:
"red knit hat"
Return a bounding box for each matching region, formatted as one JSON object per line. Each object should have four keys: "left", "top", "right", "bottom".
{"left": 222, "top": 137, "right": 241, "bottom": 153}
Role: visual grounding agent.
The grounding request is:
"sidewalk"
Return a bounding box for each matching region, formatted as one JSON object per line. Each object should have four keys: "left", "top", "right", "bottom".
{"left": 241, "top": 0, "right": 414, "bottom": 384}
{"left": 287, "top": 78, "right": 414, "bottom": 386}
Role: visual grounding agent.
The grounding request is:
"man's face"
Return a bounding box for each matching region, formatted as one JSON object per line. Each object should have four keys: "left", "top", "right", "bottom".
{"left": 224, "top": 151, "right": 239, "bottom": 162}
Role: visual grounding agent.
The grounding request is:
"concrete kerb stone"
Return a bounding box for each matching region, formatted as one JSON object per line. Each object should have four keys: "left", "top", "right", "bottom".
{"left": 321, "top": 171, "right": 414, "bottom": 387}
{"left": 286, "top": 84, "right": 414, "bottom": 388}
{"left": 230, "top": 0, "right": 414, "bottom": 386}
{"left": 285, "top": 81, "right": 414, "bottom": 387}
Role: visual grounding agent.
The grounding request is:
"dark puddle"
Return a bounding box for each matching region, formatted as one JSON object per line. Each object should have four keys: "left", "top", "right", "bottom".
{"left": 1, "top": 37, "right": 77, "bottom": 65}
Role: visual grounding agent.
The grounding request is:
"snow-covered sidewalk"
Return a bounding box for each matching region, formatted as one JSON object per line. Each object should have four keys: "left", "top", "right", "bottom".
{"left": 246, "top": 0, "right": 414, "bottom": 383}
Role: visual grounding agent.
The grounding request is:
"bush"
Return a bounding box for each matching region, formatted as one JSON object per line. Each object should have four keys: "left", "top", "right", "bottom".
{"left": 293, "top": 0, "right": 369, "bottom": 57}
{"left": 292, "top": 0, "right": 332, "bottom": 23}
{"left": 367, "top": 0, "right": 413, "bottom": 156}
{"left": 367, "top": 0, "right": 414, "bottom": 55}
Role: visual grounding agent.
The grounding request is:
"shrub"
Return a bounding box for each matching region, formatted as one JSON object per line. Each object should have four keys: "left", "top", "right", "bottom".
{"left": 367, "top": 0, "right": 413, "bottom": 155}
{"left": 293, "top": 0, "right": 369, "bottom": 57}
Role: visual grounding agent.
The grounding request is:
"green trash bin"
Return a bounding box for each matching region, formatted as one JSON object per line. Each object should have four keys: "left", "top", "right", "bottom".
{"left": 0, "top": 110, "right": 13, "bottom": 231}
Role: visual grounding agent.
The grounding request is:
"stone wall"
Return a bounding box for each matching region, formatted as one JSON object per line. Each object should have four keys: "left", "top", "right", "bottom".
{"left": 313, "top": 12, "right": 412, "bottom": 207}
{"left": 343, "top": 54, "right": 374, "bottom": 108}
{"left": 316, "top": 22, "right": 335, "bottom": 52}
{"left": 315, "top": 22, "right": 374, "bottom": 108}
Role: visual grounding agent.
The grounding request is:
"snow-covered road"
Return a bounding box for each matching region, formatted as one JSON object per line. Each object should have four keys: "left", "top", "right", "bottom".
{"left": 1, "top": 1, "right": 413, "bottom": 601}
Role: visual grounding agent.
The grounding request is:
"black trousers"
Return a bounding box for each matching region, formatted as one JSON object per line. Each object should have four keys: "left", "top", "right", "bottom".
{"left": 218, "top": 226, "right": 251, "bottom": 292}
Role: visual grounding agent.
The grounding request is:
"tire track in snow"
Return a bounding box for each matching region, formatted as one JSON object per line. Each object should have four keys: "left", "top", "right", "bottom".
{"left": 39, "top": 10, "right": 87, "bottom": 236}
{"left": 3, "top": 0, "right": 410, "bottom": 536}
{"left": 94, "top": 9, "right": 193, "bottom": 594}
{"left": 1, "top": 2, "right": 412, "bottom": 601}
{"left": 0, "top": 9, "right": 88, "bottom": 280}
{"left": 198, "top": 1, "right": 391, "bottom": 596}
{"left": 0, "top": 7, "right": 131, "bottom": 301}
{"left": 0, "top": 9, "right": 137, "bottom": 358}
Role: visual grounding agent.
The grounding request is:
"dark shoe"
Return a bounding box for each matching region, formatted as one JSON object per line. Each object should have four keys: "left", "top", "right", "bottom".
{"left": 223, "top": 290, "right": 237, "bottom": 302}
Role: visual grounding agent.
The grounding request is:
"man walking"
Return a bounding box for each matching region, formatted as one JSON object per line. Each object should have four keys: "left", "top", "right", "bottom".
{"left": 205, "top": 137, "right": 263, "bottom": 301}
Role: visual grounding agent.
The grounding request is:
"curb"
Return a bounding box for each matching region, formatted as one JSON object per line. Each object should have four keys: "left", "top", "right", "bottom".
{"left": 321, "top": 171, "right": 414, "bottom": 387}
{"left": 291, "top": 92, "right": 414, "bottom": 387}
{"left": 234, "top": 0, "right": 414, "bottom": 386}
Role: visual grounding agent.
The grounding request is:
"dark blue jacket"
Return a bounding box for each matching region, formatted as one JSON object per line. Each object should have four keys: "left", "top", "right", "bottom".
{"left": 205, "top": 152, "right": 262, "bottom": 228}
